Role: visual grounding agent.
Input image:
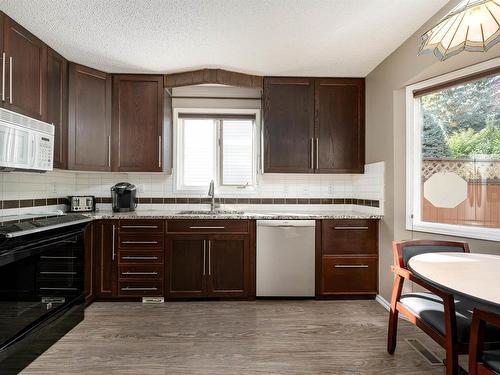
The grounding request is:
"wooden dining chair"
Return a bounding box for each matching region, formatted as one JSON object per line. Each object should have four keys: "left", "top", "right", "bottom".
{"left": 388, "top": 239, "right": 470, "bottom": 375}
{"left": 469, "top": 308, "right": 500, "bottom": 375}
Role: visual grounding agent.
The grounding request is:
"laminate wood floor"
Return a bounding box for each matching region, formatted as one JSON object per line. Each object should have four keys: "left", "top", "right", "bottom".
{"left": 21, "top": 300, "right": 448, "bottom": 375}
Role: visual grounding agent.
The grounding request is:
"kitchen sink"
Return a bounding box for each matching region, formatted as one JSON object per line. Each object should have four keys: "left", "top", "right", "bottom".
{"left": 177, "top": 210, "right": 245, "bottom": 215}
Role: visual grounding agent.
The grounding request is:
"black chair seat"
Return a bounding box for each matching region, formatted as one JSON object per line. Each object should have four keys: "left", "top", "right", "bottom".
{"left": 400, "top": 292, "right": 500, "bottom": 344}
{"left": 482, "top": 350, "right": 500, "bottom": 373}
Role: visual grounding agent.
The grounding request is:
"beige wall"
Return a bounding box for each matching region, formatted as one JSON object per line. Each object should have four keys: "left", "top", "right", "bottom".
{"left": 366, "top": 0, "right": 500, "bottom": 301}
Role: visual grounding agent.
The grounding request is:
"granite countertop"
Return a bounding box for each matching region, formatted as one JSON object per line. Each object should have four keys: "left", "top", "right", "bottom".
{"left": 86, "top": 210, "right": 383, "bottom": 220}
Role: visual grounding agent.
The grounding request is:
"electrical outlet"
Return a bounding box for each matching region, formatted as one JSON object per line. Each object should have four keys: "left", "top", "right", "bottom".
{"left": 51, "top": 182, "right": 57, "bottom": 193}
{"left": 138, "top": 184, "right": 145, "bottom": 193}
{"left": 328, "top": 185, "right": 334, "bottom": 195}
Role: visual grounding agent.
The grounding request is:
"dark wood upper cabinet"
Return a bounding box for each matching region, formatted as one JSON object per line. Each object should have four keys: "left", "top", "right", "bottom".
{"left": 47, "top": 48, "right": 68, "bottom": 169}
{"left": 263, "top": 77, "right": 365, "bottom": 174}
{"left": 1, "top": 14, "right": 47, "bottom": 120}
{"left": 263, "top": 77, "right": 315, "bottom": 173}
{"left": 315, "top": 78, "right": 365, "bottom": 173}
{"left": 68, "top": 63, "right": 111, "bottom": 171}
{"left": 112, "top": 75, "right": 163, "bottom": 172}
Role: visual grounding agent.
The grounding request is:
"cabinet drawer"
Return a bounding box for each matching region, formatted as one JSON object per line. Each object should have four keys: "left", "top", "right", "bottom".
{"left": 321, "top": 219, "right": 378, "bottom": 255}
{"left": 166, "top": 220, "right": 249, "bottom": 233}
{"left": 119, "top": 250, "right": 164, "bottom": 264}
{"left": 119, "top": 233, "right": 164, "bottom": 249}
{"left": 118, "top": 280, "right": 163, "bottom": 296}
{"left": 119, "top": 220, "right": 164, "bottom": 233}
{"left": 119, "top": 264, "right": 164, "bottom": 280}
{"left": 322, "top": 256, "right": 377, "bottom": 295}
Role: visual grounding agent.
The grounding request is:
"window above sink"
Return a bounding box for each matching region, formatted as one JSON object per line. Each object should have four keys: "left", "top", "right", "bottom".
{"left": 173, "top": 108, "right": 260, "bottom": 194}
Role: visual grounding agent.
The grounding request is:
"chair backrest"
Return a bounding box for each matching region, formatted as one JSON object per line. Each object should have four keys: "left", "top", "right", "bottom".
{"left": 392, "top": 239, "right": 469, "bottom": 269}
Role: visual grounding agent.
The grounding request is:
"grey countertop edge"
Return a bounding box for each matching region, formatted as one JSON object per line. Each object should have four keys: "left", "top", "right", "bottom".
{"left": 84, "top": 211, "right": 383, "bottom": 220}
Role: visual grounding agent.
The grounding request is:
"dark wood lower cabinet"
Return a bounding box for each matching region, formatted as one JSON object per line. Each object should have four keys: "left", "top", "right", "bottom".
{"left": 93, "top": 220, "right": 118, "bottom": 298}
{"left": 84, "top": 223, "right": 94, "bottom": 305}
{"left": 316, "top": 219, "right": 379, "bottom": 298}
{"left": 166, "top": 236, "right": 206, "bottom": 298}
{"left": 207, "top": 235, "right": 249, "bottom": 297}
{"left": 166, "top": 220, "right": 255, "bottom": 299}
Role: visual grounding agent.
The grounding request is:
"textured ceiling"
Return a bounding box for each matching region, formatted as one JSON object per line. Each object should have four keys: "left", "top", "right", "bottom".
{"left": 0, "top": 0, "right": 449, "bottom": 76}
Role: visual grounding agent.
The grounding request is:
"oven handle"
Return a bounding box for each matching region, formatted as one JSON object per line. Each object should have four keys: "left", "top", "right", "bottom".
{"left": 0, "top": 229, "right": 84, "bottom": 262}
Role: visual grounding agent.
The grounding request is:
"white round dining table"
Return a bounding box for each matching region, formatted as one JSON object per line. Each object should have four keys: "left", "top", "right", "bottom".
{"left": 407, "top": 252, "right": 500, "bottom": 309}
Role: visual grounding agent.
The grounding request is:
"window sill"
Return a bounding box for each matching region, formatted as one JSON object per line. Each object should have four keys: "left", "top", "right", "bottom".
{"left": 407, "top": 221, "right": 500, "bottom": 242}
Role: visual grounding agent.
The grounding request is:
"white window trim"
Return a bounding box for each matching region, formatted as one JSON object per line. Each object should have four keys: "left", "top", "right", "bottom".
{"left": 406, "top": 56, "right": 500, "bottom": 242}
{"left": 173, "top": 107, "right": 261, "bottom": 194}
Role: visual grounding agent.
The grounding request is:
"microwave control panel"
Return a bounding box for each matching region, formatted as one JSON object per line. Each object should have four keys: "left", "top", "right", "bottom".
{"left": 34, "top": 134, "right": 54, "bottom": 170}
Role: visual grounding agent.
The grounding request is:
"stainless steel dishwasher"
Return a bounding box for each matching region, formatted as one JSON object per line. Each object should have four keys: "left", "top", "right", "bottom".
{"left": 256, "top": 220, "right": 316, "bottom": 297}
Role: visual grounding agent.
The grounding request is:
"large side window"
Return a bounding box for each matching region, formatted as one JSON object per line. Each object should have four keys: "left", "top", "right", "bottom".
{"left": 407, "top": 63, "right": 500, "bottom": 240}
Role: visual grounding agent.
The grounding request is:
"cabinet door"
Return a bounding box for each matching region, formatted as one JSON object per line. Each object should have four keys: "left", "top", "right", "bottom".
{"left": 67, "top": 63, "right": 111, "bottom": 171}
{"left": 47, "top": 48, "right": 67, "bottom": 169}
{"left": 263, "top": 77, "right": 314, "bottom": 173}
{"left": 315, "top": 78, "right": 365, "bottom": 173}
{"left": 94, "top": 220, "right": 118, "bottom": 297}
{"left": 2, "top": 15, "right": 47, "bottom": 119}
{"left": 84, "top": 223, "right": 94, "bottom": 304}
{"left": 112, "top": 75, "right": 163, "bottom": 172}
{"left": 206, "top": 235, "right": 249, "bottom": 298}
{"left": 166, "top": 235, "right": 206, "bottom": 298}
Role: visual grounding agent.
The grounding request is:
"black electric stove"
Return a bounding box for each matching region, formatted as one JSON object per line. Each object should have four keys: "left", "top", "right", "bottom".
{"left": 0, "top": 213, "right": 92, "bottom": 374}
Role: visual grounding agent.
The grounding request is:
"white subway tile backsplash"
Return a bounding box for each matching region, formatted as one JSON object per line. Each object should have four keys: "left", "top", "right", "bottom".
{"left": 0, "top": 162, "right": 384, "bottom": 217}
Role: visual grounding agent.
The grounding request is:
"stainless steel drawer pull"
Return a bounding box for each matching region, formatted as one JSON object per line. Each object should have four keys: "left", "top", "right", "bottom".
{"left": 334, "top": 264, "right": 369, "bottom": 269}
{"left": 122, "top": 225, "right": 159, "bottom": 229}
{"left": 122, "top": 271, "right": 158, "bottom": 275}
{"left": 189, "top": 226, "right": 225, "bottom": 229}
{"left": 121, "top": 287, "right": 158, "bottom": 291}
{"left": 122, "top": 241, "right": 159, "bottom": 244}
{"left": 39, "top": 287, "right": 78, "bottom": 291}
{"left": 40, "top": 271, "right": 77, "bottom": 275}
{"left": 333, "top": 226, "right": 369, "bottom": 230}
{"left": 122, "top": 256, "right": 159, "bottom": 260}
{"left": 40, "top": 256, "right": 77, "bottom": 259}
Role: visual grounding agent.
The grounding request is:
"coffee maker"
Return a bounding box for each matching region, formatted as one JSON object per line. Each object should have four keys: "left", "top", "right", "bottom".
{"left": 111, "top": 182, "right": 137, "bottom": 212}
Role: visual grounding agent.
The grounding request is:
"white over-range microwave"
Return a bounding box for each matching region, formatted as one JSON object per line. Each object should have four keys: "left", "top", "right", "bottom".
{"left": 0, "top": 108, "right": 54, "bottom": 172}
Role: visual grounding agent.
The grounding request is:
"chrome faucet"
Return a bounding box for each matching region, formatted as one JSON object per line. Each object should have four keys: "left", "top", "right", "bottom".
{"left": 208, "top": 180, "right": 219, "bottom": 211}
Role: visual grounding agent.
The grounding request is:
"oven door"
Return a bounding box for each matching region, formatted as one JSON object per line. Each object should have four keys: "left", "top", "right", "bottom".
{"left": 0, "top": 121, "right": 34, "bottom": 170}
{"left": 0, "top": 229, "right": 85, "bottom": 351}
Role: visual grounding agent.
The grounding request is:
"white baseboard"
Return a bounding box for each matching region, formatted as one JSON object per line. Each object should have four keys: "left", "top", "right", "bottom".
{"left": 375, "top": 294, "right": 390, "bottom": 311}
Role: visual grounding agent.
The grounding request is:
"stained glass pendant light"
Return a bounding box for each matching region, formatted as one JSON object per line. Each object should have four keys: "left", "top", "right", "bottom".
{"left": 419, "top": 0, "right": 500, "bottom": 60}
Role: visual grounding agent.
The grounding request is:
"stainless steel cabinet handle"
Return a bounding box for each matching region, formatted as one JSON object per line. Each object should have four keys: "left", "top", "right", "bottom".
{"left": 310, "top": 138, "right": 314, "bottom": 169}
{"left": 108, "top": 136, "right": 111, "bottom": 167}
{"left": 40, "top": 256, "right": 77, "bottom": 259}
{"left": 315, "top": 138, "right": 319, "bottom": 169}
{"left": 40, "top": 287, "right": 78, "bottom": 291}
{"left": 121, "top": 271, "right": 158, "bottom": 275}
{"left": 39, "top": 271, "right": 77, "bottom": 275}
{"left": 121, "top": 225, "right": 158, "bottom": 229}
{"left": 334, "top": 264, "right": 369, "bottom": 269}
{"left": 333, "top": 226, "right": 369, "bottom": 230}
{"left": 1, "top": 52, "right": 5, "bottom": 101}
{"left": 189, "top": 226, "right": 225, "bottom": 230}
{"left": 208, "top": 240, "right": 211, "bottom": 276}
{"left": 112, "top": 224, "right": 116, "bottom": 261}
{"left": 122, "top": 256, "right": 158, "bottom": 260}
{"left": 121, "top": 287, "right": 158, "bottom": 291}
{"left": 203, "top": 240, "right": 206, "bottom": 276}
{"left": 122, "top": 240, "right": 158, "bottom": 244}
{"left": 158, "top": 135, "right": 162, "bottom": 168}
{"left": 9, "top": 56, "right": 12, "bottom": 104}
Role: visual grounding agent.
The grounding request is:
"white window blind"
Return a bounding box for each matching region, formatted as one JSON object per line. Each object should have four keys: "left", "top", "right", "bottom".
{"left": 221, "top": 120, "right": 253, "bottom": 186}
{"left": 182, "top": 119, "right": 215, "bottom": 186}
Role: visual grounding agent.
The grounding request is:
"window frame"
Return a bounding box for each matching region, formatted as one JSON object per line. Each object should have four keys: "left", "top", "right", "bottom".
{"left": 406, "top": 56, "right": 500, "bottom": 242}
{"left": 173, "top": 107, "right": 260, "bottom": 194}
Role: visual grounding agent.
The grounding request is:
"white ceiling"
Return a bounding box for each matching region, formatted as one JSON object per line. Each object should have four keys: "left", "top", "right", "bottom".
{"left": 0, "top": 0, "right": 449, "bottom": 76}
